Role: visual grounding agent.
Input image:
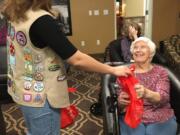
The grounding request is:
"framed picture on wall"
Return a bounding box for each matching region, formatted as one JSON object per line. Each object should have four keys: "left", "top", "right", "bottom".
{"left": 52, "top": 0, "right": 72, "bottom": 36}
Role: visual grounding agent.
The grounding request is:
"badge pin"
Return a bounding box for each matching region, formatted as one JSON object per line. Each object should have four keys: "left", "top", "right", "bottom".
{"left": 16, "top": 31, "right": 27, "bottom": 46}
{"left": 23, "top": 93, "right": 32, "bottom": 102}
{"left": 33, "top": 82, "right": 44, "bottom": 92}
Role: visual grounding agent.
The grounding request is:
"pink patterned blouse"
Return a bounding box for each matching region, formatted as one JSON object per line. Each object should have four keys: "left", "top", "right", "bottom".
{"left": 136, "top": 65, "right": 175, "bottom": 124}
{"left": 119, "top": 65, "right": 175, "bottom": 124}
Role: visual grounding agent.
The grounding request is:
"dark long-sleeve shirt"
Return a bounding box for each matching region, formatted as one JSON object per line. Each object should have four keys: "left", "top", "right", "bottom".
{"left": 29, "top": 15, "right": 77, "bottom": 60}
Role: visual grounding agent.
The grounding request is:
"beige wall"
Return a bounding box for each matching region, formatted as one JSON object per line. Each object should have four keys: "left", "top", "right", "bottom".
{"left": 152, "top": 0, "right": 180, "bottom": 46}
{"left": 122, "top": 0, "right": 145, "bottom": 17}
{"left": 178, "top": 3, "right": 180, "bottom": 34}
{"left": 67, "top": 0, "right": 116, "bottom": 54}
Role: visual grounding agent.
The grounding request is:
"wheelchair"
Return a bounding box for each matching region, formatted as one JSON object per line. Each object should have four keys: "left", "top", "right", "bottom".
{"left": 101, "top": 62, "right": 180, "bottom": 135}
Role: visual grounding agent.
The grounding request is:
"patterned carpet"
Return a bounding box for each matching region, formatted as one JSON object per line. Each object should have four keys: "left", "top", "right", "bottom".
{"left": 1, "top": 57, "right": 104, "bottom": 135}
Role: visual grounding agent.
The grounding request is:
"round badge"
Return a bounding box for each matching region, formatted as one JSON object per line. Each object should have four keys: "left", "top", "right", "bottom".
{"left": 34, "top": 72, "right": 44, "bottom": 81}
{"left": 16, "top": 31, "right": 27, "bottom": 46}
{"left": 33, "top": 82, "right": 44, "bottom": 92}
{"left": 24, "top": 81, "right": 32, "bottom": 90}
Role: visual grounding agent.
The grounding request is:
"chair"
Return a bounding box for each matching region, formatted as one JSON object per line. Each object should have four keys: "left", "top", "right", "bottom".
{"left": 101, "top": 63, "right": 180, "bottom": 135}
{"left": 104, "top": 39, "right": 123, "bottom": 62}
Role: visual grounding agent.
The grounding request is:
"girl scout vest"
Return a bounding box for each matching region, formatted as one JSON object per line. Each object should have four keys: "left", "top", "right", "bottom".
{"left": 7, "top": 9, "right": 70, "bottom": 108}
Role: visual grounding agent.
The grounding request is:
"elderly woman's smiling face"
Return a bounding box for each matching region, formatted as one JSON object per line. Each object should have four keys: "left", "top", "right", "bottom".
{"left": 132, "top": 41, "right": 151, "bottom": 63}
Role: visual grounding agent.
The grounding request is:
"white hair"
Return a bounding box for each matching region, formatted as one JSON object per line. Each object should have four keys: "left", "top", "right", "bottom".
{"left": 130, "top": 37, "right": 156, "bottom": 58}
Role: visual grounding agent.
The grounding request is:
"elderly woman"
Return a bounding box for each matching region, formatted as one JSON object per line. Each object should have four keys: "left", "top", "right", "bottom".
{"left": 118, "top": 37, "right": 177, "bottom": 135}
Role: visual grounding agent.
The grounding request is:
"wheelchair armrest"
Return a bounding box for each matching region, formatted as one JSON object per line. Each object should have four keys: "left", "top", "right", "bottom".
{"left": 166, "top": 67, "right": 180, "bottom": 124}
{"left": 102, "top": 73, "right": 120, "bottom": 135}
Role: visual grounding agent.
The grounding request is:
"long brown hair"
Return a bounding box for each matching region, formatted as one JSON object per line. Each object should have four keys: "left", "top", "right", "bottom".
{"left": 1, "top": 0, "right": 53, "bottom": 23}
{"left": 121, "top": 21, "right": 142, "bottom": 38}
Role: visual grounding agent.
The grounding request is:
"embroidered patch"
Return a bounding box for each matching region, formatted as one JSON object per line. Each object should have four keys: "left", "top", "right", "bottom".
{"left": 24, "top": 63, "right": 33, "bottom": 75}
{"left": 9, "top": 25, "right": 15, "bottom": 40}
{"left": 48, "top": 65, "right": 60, "bottom": 71}
{"left": 24, "top": 47, "right": 32, "bottom": 61}
{"left": 10, "top": 43, "right": 15, "bottom": 56}
{"left": 34, "top": 54, "right": 43, "bottom": 64}
{"left": 34, "top": 94, "right": 43, "bottom": 102}
{"left": 33, "top": 82, "right": 44, "bottom": 92}
{"left": 9, "top": 67, "right": 14, "bottom": 76}
{"left": 9, "top": 55, "right": 16, "bottom": 66}
{"left": 24, "top": 76, "right": 33, "bottom": 81}
{"left": 14, "top": 93, "right": 20, "bottom": 100}
{"left": 23, "top": 93, "right": 32, "bottom": 102}
{"left": 16, "top": 31, "right": 27, "bottom": 46}
{"left": 24, "top": 81, "right": 32, "bottom": 90}
{"left": 8, "top": 78, "right": 13, "bottom": 87}
{"left": 48, "top": 58, "right": 61, "bottom": 71}
{"left": 34, "top": 72, "right": 44, "bottom": 81}
{"left": 34, "top": 64, "right": 44, "bottom": 72}
{"left": 57, "top": 75, "right": 66, "bottom": 81}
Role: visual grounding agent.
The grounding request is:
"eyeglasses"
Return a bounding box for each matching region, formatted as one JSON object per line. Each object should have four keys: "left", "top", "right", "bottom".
{"left": 133, "top": 45, "right": 149, "bottom": 51}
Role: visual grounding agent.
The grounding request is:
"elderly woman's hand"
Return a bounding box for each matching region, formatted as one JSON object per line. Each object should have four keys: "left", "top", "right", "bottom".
{"left": 134, "top": 84, "right": 146, "bottom": 99}
{"left": 118, "top": 91, "right": 130, "bottom": 106}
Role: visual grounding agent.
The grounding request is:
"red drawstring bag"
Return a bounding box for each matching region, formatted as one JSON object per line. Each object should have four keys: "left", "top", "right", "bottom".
{"left": 117, "top": 65, "right": 143, "bottom": 128}
{"left": 60, "top": 87, "right": 79, "bottom": 128}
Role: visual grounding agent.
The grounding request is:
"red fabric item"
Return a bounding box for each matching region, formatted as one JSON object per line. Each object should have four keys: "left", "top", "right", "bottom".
{"left": 117, "top": 65, "right": 143, "bottom": 128}
{"left": 61, "top": 105, "right": 79, "bottom": 128}
{"left": 68, "top": 87, "right": 77, "bottom": 93}
{"left": 61, "top": 87, "right": 78, "bottom": 128}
